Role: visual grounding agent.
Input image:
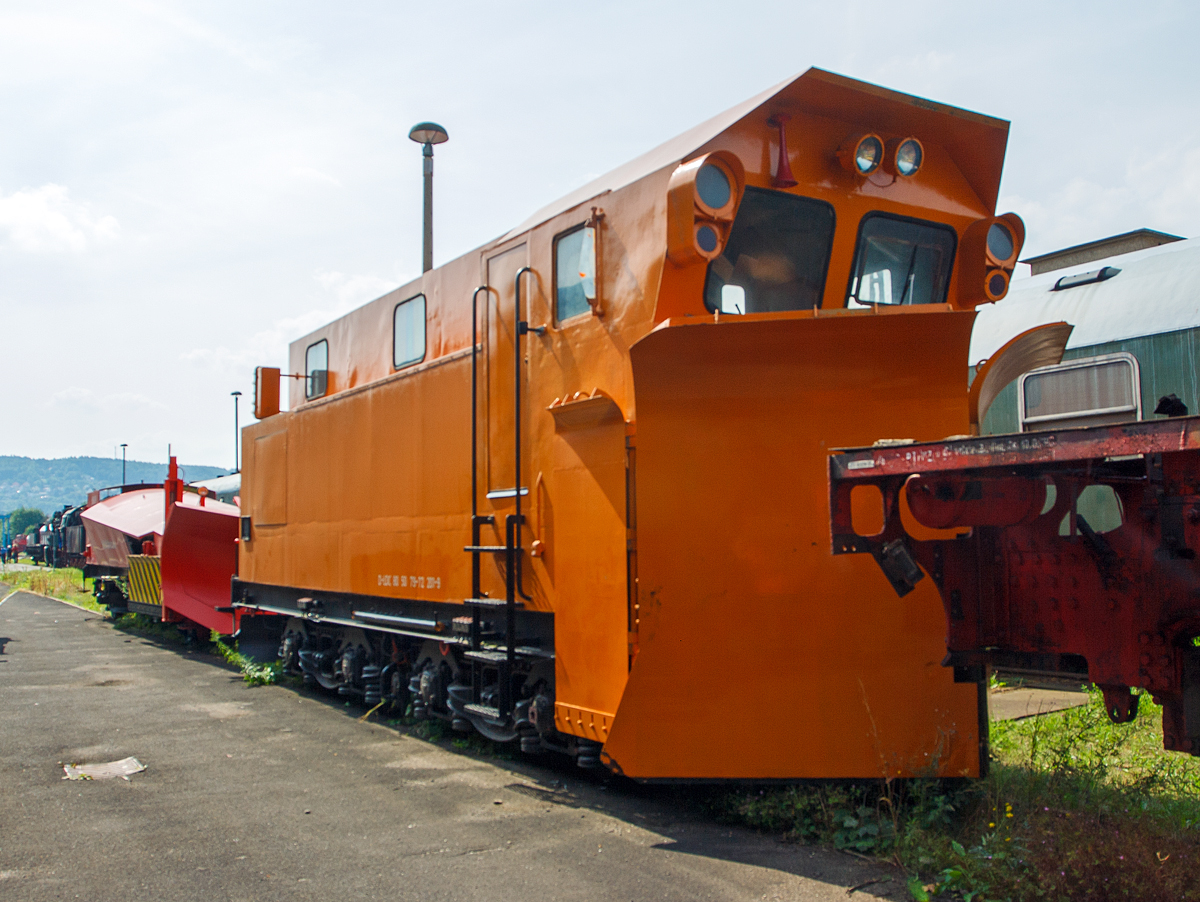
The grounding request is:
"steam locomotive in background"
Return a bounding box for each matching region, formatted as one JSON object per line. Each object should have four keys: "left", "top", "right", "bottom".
{"left": 21, "top": 503, "right": 87, "bottom": 567}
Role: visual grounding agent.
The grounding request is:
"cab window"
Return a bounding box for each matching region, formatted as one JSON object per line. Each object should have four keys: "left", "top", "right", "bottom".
{"left": 305, "top": 339, "right": 328, "bottom": 399}
{"left": 703, "top": 188, "right": 835, "bottom": 314}
{"left": 555, "top": 225, "right": 596, "bottom": 322}
{"left": 846, "top": 214, "right": 956, "bottom": 307}
{"left": 394, "top": 294, "right": 426, "bottom": 369}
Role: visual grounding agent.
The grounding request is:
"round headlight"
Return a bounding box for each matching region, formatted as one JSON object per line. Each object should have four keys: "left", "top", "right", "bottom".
{"left": 987, "top": 271, "right": 1009, "bottom": 299}
{"left": 696, "top": 163, "right": 732, "bottom": 210}
{"left": 854, "top": 136, "right": 883, "bottom": 175}
{"left": 987, "top": 222, "right": 1015, "bottom": 263}
{"left": 894, "top": 138, "right": 923, "bottom": 177}
{"left": 695, "top": 224, "right": 719, "bottom": 254}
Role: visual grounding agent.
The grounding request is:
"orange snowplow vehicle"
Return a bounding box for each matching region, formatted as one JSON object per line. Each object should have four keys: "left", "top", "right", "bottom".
{"left": 236, "top": 68, "right": 1031, "bottom": 779}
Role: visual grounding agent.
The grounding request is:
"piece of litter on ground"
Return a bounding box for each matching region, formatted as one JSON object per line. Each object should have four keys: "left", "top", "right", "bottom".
{"left": 63, "top": 756, "right": 146, "bottom": 781}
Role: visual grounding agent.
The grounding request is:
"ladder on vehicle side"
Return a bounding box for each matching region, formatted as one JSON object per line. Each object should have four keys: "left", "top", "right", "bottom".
{"left": 462, "top": 270, "right": 538, "bottom": 722}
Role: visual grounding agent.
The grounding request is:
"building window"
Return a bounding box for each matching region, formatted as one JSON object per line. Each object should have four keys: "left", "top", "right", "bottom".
{"left": 704, "top": 188, "right": 835, "bottom": 314}
{"left": 394, "top": 294, "right": 426, "bottom": 369}
{"left": 555, "top": 226, "right": 596, "bottom": 322}
{"left": 305, "top": 339, "right": 328, "bottom": 399}
{"left": 1018, "top": 353, "right": 1141, "bottom": 432}
{"left": 846, "top": 213, "right": 956, "bottom": 307}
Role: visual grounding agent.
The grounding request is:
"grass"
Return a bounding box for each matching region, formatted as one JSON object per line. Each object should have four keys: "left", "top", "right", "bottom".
{"left": 2, "top": 564, "right": 288, "bottom": 686}
{"left": 0, "top": 564, "right": 105, "bottom": 613}
{"left": 210, "top": 632, "right": 285, "bottom": 686}
{"left": 11, "top": 565, "right": 1196, "bottom": 895}
{"left": 697, "top": 687, "right": 1200, "bottom": 901}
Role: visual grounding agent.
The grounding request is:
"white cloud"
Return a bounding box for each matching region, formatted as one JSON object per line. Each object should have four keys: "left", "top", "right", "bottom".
{"left": 1126, "top": 139, "right": 1200, "bottom": 238}
{"left": 1002, "top": 137, "right": 1200, "bottom": 257}
{"left": 314, "top": 269, "right": 395, "bottom": 310}
{"left": 290, "top": 166, "right": 342, "bottom": 188}
{"left": 179, "top": 269, "right": 400, "bottom": 409}
{"left": 0, "top": 184, "right": 119, "bottom": 253}
{"left": 51, "top": 387, "right": 167, "bottom": 413}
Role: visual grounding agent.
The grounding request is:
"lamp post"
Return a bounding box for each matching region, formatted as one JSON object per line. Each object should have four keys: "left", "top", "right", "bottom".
{"left": 408, "top": 122, "right": 449, "bottom": 273}
{"left": 120, "top": 443, "right": 127, "bottom": 486}
{"left": 231, "top": 391, "right": 242, "bottom": 473}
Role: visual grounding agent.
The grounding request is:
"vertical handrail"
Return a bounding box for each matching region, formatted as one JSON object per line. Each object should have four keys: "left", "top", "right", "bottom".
{"left": 513, "top": 267, "right": 532, "bottom": 533}
{"left": 513, "top": 267, "right": 536, "bottom": 602}
{"left": 471, "top": 286, "right": 487, "bottom": 527}
{"left": 469, "top": 286, "right": 489, "bottom": 655}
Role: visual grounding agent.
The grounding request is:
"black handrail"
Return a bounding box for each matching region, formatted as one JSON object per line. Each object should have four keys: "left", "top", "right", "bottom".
{"left": 513, "top": 267, "right": 537, "bottom": 602}
{"left": 469, "top": 285, "right": 491, "bottom": 652}
{"left": 471, "top": 285, "right": 487, "bottom": 526}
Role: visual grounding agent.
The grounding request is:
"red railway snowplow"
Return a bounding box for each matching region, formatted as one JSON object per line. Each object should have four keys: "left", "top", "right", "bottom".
{"left": 83, "top": 457, "right": 242, "bottom": 635}
{"left": 830, "top": 416, "right": 1200, "bottom": 755}
{"left": 160, "top": 499, "right": 240, "bottom": 634}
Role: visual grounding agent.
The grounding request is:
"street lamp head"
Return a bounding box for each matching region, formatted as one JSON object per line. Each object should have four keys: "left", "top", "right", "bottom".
{"left": 408, "top": 122, "right": 449, "bottom": 146}
{"left": 232, "top": 391, "right": 242, "bottom": 397}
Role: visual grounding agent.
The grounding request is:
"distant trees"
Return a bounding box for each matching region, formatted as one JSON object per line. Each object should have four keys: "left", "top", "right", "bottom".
{"left": 9, "top": 507, "right": 46, "bottom": 536}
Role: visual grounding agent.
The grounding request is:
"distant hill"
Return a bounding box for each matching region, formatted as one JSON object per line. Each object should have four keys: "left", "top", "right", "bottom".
{"left": 0, "top": 457, "right": 231, "bottom": 515}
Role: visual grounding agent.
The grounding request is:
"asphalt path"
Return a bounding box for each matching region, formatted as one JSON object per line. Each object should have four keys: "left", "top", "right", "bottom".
{"left": 0, "top": 589, "right": 902, "bottom": 901}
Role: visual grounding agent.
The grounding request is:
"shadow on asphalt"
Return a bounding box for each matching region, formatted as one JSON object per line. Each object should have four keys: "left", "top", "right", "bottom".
{"left": 96, "top": 612, "right": 899, "bottom": 897}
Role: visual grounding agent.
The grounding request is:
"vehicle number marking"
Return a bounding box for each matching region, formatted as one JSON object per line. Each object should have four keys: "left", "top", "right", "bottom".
{"left": 377, "top": 574, "right": 442, "bottom": 590}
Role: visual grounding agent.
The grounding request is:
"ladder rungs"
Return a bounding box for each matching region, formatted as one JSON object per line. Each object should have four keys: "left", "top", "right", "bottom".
{"left": 464, "top": 597, "right": 522, "bottom": 608}
{"left": 464, "top": 703, "right": 503, "bottom": 721}
{"left": 464, "top": 649, "right": 509, "bottom": 663}
{"left": 513, "top": 646, "right": 554, "bottom": 659}
{"left": 464, "top": 545, "right": 508, "bottom": 553}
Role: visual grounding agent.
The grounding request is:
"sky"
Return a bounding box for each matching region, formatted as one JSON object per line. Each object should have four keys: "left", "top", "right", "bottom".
{"left": 2, "top": 0, "right": 1197, "bottom": 468}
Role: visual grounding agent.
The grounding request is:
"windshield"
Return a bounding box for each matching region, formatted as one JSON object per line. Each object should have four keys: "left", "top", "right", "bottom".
{"left": 704, "top": 188, "right": 835, "bottom": 315}
{"left": 846, "top": 214, "right": 956, "bottom": 307}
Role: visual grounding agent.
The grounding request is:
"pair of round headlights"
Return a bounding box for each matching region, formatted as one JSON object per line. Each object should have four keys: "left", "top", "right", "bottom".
{"left": 842, "top": 135, "right": 923, "bottom": 178}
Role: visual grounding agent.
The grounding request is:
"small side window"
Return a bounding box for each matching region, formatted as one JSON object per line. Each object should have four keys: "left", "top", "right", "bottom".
{"left": 555, "top": 225, "right": 596, "bottom": 323}
{"left": 1019, "top": 353, "right": 1141, "bottom": 431}
{"left": 305, "top": 339, "right": 328, "bottom": 399}
{"left": 394, "top": 294, "right": 426, "bottom": 369}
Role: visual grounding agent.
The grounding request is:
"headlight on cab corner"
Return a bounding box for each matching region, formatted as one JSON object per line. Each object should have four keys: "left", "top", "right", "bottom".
{"left": 837, "top": 134, "right": 884, "bottom": 176}
{"left": 953, "top": 212, "right": 1026, "bottom": 309}
{"left": 666, "top": 151, "right": 745, "bottom": 265}
{"left": 986, "top": 220, "right": 1018, "bottom": 268}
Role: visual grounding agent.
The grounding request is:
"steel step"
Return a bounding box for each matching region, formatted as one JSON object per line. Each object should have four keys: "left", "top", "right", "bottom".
{"left": 463, "top": 703, "right": 503, "bottom": 721}
{"left": 464, "top": 649, "right": 509, "bottom": 664}
{"left": 513, "top": 646, "right": 554, "bottom": 659}
{"left": 464, "top": 545, "right": 508, "bottom": 553}
{"left": 464, "top": 597, "right": 522, "bottom": 608}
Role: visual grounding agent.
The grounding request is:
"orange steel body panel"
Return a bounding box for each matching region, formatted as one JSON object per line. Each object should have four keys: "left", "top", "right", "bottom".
{"left": 603, "top": 310, "right": 979, "bottom": 777}
{"left": 242, "top": 69, "right": 1015, "bottom": 778}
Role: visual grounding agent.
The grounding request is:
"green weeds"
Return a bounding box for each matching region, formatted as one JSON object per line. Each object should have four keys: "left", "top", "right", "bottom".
{"left": 113, "top": 612, "right": 194, "bottom": 644}
{"left": 700, "top": 687, "right": 1200, "bottom": 900}
{"left": 211, "top": 632, "right": 284, "bottom": 685}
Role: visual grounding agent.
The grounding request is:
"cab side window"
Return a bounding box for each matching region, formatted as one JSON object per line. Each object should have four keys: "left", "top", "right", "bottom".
{"left": 555, "top": 225, "right": 596, "bottom": 323}
{"left": 305, "top": 339, "right": 328, "bottom": 399}
{"left": 394, "top": 294, "right": 426, "bottom": 369}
